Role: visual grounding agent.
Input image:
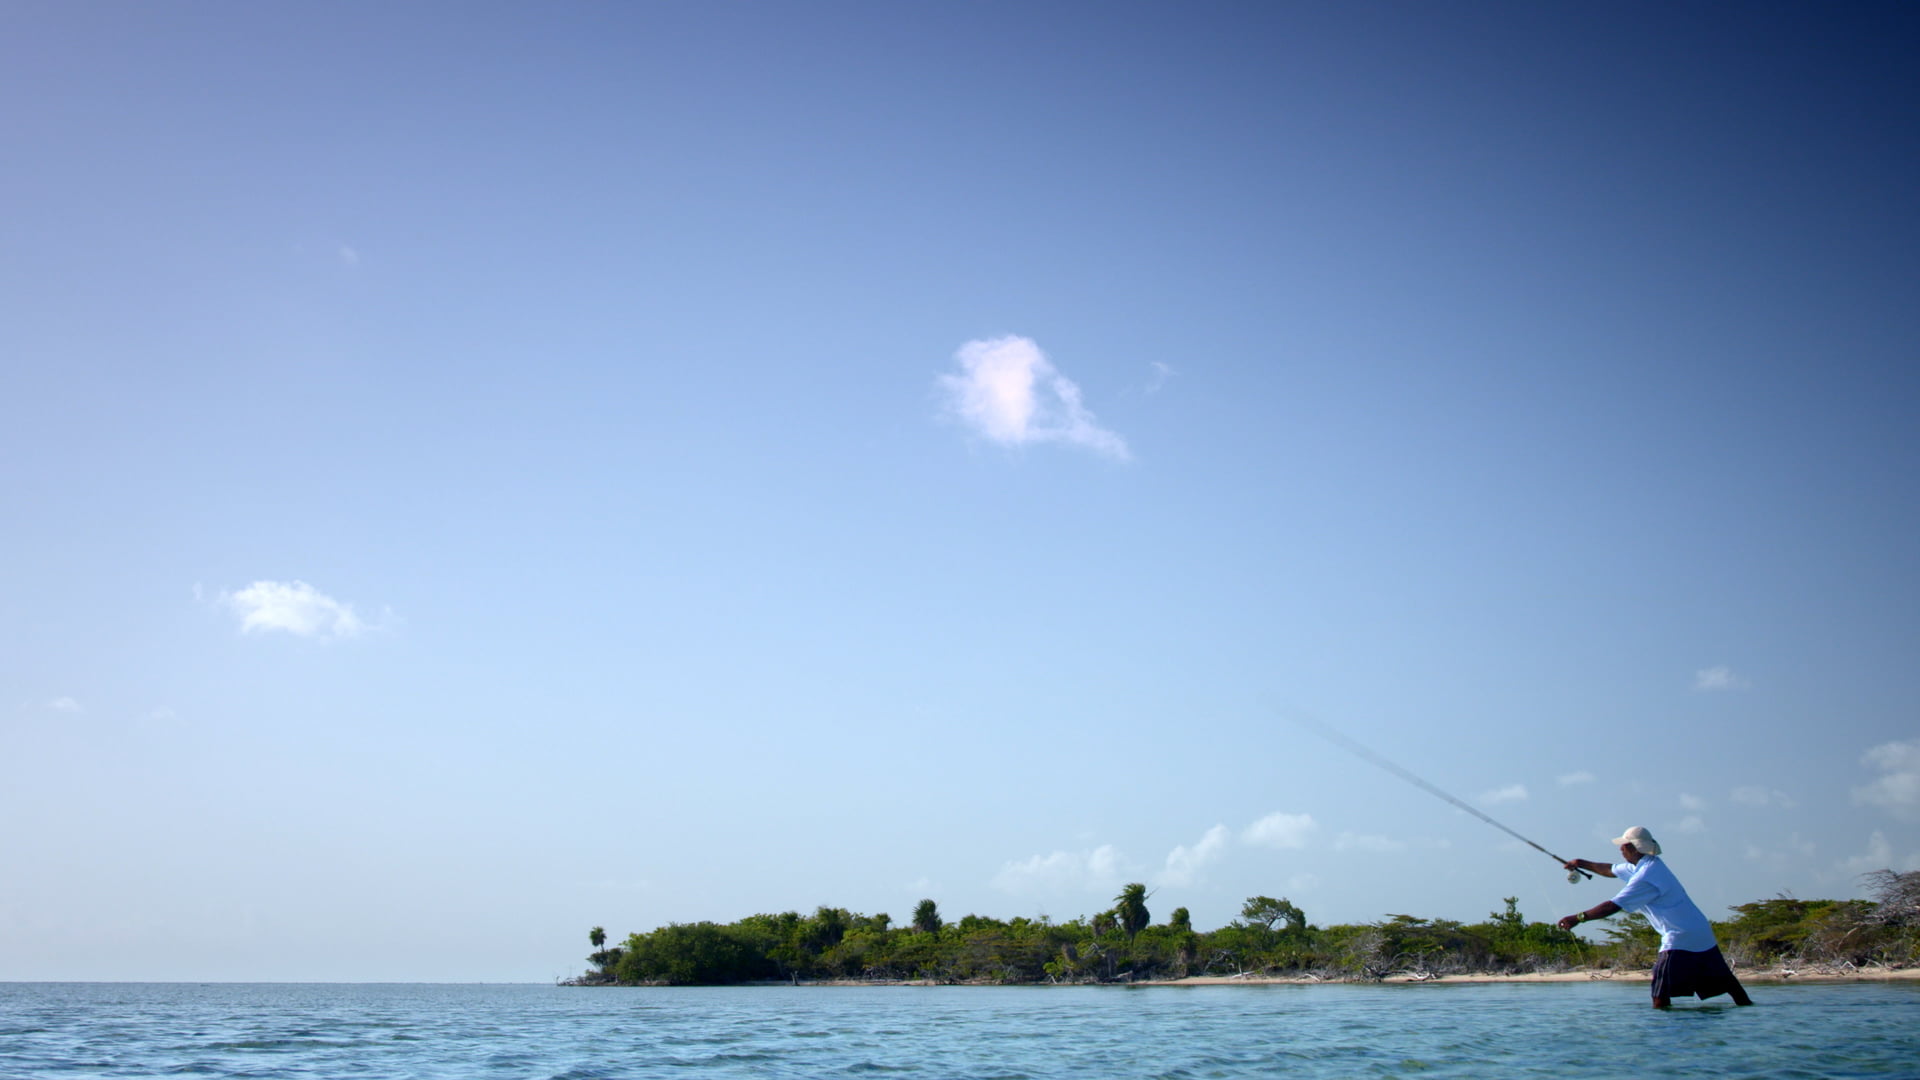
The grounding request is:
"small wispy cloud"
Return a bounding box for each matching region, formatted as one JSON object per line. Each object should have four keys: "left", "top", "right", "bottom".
{"left": 1694, "top": 666, "right": 1749, "bottom": 691}
{"left": 1557, "top": 770, "right": 1595, "bottom": 786}
{"left": 1160, "top": 825, "right": 1231, "bottom": 887}
{"left": 1745, "top": 831, "right": 1816, "bottom": 866}
{"left": 1242, "top": 811, "right": 1318, "bottom": 850}
{"left": 338, "top": 244, "right": 361, "bottom": 266}
{"left": 1144, "top": 361, "right": 1175, "bottom": 394}
{"left": 1679, "top": 793, "right": 1707, "bottom": 811}
{"left": 48, "top": 696, "right": 83, "bottom": 714}
{"left": 1479, "top": 784, "right": 1528, "bottom": 805}
{"left": 1334, "top": 832, "right": 1405, "bottom": 853}
{"left": 220, "top": 580, "right": 368, "bottom": 640}
{"left": 1731, "top": 785, "right": 1796, "bottom": 809}
{"left": 936, "top": 335, "right": 1129, "bottom": 460}
{"left": 1672, "top": 814, "right": 1707, "bottom": 835}
{"left": 1852, "top": 740, "right": 1920, "bottom": 820}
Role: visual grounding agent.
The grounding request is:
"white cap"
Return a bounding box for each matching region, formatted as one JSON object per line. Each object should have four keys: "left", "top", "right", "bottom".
{"left": 1610, "top": 826, "right": 1661, "bottom": 856}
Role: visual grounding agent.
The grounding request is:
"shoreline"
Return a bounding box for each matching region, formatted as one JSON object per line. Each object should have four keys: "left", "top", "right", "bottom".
{"left": 585, "top": 965, "right": 1920, "bottom": 989}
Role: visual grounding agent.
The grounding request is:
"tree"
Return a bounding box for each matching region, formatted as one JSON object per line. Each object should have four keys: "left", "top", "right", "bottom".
{"left": 1489, "top": 898, "right": 1524, "bottom": 932}
{"left": 1240, "top": 896, "right": 1305, "bottom": 934}
{"left": 913, "top": 898, "right": 943, "bottom": 935}
{"left": 1169, "top": 907, "right": 1192, "bottom": 933}
{"left": 1864, "top": 869, "right": 1920, "bottom": 925}
{"left": 1114, "top": 883, "right": 1151, "bottom": 938}
{"left": 616, "top": 921, "right": 775, "bottom": 984}
{"left": 586, "top": 925, "right": 621, "bottom": 977}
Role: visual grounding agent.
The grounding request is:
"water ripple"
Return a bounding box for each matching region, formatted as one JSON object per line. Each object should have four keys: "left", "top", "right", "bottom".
{"left": 2, "top": 981, "right": 1918, "bottom": 1079}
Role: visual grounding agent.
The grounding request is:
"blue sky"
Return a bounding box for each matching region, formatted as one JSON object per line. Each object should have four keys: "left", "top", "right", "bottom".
{"left": 4, "top": 2, "right": 1917, "bottom": 982}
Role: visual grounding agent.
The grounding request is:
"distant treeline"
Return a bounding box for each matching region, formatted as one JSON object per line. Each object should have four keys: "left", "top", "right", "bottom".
{"left": 574, "top": 869, "right": 1920, "bottom": 986}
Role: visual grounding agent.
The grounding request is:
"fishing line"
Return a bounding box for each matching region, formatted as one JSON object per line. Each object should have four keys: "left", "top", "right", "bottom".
{"left": 1295, "top": 717, "right": 1592, "bottom": 883}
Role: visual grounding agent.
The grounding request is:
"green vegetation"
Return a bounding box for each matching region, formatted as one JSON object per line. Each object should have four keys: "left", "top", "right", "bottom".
{"left": 1717, "top": 869, "right": 1920, "bottom": 971}
{"left": 574, "top": 870, "right": 1920, "bottom": 986}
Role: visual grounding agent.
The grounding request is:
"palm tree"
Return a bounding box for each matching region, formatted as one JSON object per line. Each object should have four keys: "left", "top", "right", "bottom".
{"left": 1114, "top": 883, "right": 1151, "bottom": 938}
{"left": 912, "top": 899, "right": 942, "bottom": 935}
{"left": 589, "top": 926, "right": 607, "bottom": 959}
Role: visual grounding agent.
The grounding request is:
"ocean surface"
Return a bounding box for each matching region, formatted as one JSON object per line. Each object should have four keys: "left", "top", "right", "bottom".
{"left": 3, "top": 980, "right": 1918, "bottom": 1079}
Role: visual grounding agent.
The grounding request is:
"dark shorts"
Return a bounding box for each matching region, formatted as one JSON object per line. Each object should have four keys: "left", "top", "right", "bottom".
{"left": 1650, "top": 946, "right": 1745, "bottom": 1001}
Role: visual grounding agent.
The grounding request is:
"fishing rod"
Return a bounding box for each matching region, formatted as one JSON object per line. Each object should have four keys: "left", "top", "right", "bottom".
{"left": 1297, "top": 719, "right": 1592, "bottom": 882}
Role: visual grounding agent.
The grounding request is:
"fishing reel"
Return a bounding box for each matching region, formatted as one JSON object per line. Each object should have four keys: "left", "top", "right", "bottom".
{"left": 1567, "top": 868, "right": 1583, "bottom": 885}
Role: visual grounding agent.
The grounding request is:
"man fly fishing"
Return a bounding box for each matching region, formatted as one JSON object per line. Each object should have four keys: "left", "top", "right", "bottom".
{"left": 1557, "top": 826, "right": 1753, "bottom": 1009}
{"left": 1299, "top": 721, "right": 1752, "bottom": 1007}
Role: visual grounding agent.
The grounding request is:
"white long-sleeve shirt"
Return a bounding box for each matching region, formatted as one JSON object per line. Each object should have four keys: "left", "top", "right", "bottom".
{"left": 1610, "top": 855, "right": 1717, "bottom": 952}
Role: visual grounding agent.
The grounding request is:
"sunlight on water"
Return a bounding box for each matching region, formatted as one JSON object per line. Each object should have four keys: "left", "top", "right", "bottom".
{"left": 2, "top": 981, "right": 1917, "bottom": 1079}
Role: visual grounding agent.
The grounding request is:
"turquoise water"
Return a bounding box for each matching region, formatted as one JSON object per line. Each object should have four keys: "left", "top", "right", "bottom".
{"left": 3, "top": 981, "right": 1917, "bottom": 1078}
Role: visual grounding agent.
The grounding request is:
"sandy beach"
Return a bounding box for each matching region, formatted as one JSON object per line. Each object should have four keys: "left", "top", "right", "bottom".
{"left": 1153, "top": 966, "right": 1920, "bottom": 986}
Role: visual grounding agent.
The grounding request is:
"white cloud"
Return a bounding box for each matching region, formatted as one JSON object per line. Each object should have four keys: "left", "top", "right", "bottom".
{"left": 1840, "top": 831, "right": 1920, "bottom": 876}
{"left": 1671, "top": 814, "right": 1707, "bottom": 835}
{"left": 1731, "top": 785, "right": 1796, "bottom": 809}
{"left": 1557, "top": 770, "right": 1595, "bottom": 786}
{"left": 48, "top": 696, "right": 82, "bottom": 714}
{"left": 936, "top": 336, "right": 1130, "bottom": 460}
{"left": 1160, "top": 825, "right": 1231, "bottom": 887}
{"left": 1479, "top": 784, "right": 1528, "bottom": 805}
{"left": 1334, "top": 832, "right": 1405, "bottom": 853}
{"left": 1679, "top": 793, "right": 1707, "bottom": 811}
{"left": 991, "top": 845, "right": 1129, "bottom": 897}
{"left": 1852, "top": 740, "right": 1920, "bottom": 820}
{"left": 1242, "top": 812, "right": 1317, "bottom": 850}
{"left": 222, "top": 580, "right": 367, "bottom": 639}
{"left": 1693, "top": 666, "right": 1749, "bottom": 691}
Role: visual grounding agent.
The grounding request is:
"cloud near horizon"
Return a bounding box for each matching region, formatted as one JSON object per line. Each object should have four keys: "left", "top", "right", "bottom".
{"left": 991, "top": 845, "right": 1129, "bottom": 897}
{"left": 1745, "top": 831, "right": 1816, "bottom": 868}
{"left": 1479, "top": 784, "right": 1528, "bottom": 804}
{"left": 1242, "top": 811, "right": 1318, "bottom": 849}
{"left": 1852, "top": 740, "right": 1920, "bottom": 820}
{"left": 1840, "top": 830, "right": 1920, "bottom": 876}
{"left": 1007, "top": 810, "right": 1321, "bottom": 898}
{"left": 221, "top": 580, "right": 368, "bottom": 639}
{"left": 1157, "top": 813, "right": 1318, "bottom": 888}
{"left": 1160, "top": 825, "right": 1231, "bottom": 887}
{"left": 936, "top": 336, "right": 1130, "bottom": 460}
